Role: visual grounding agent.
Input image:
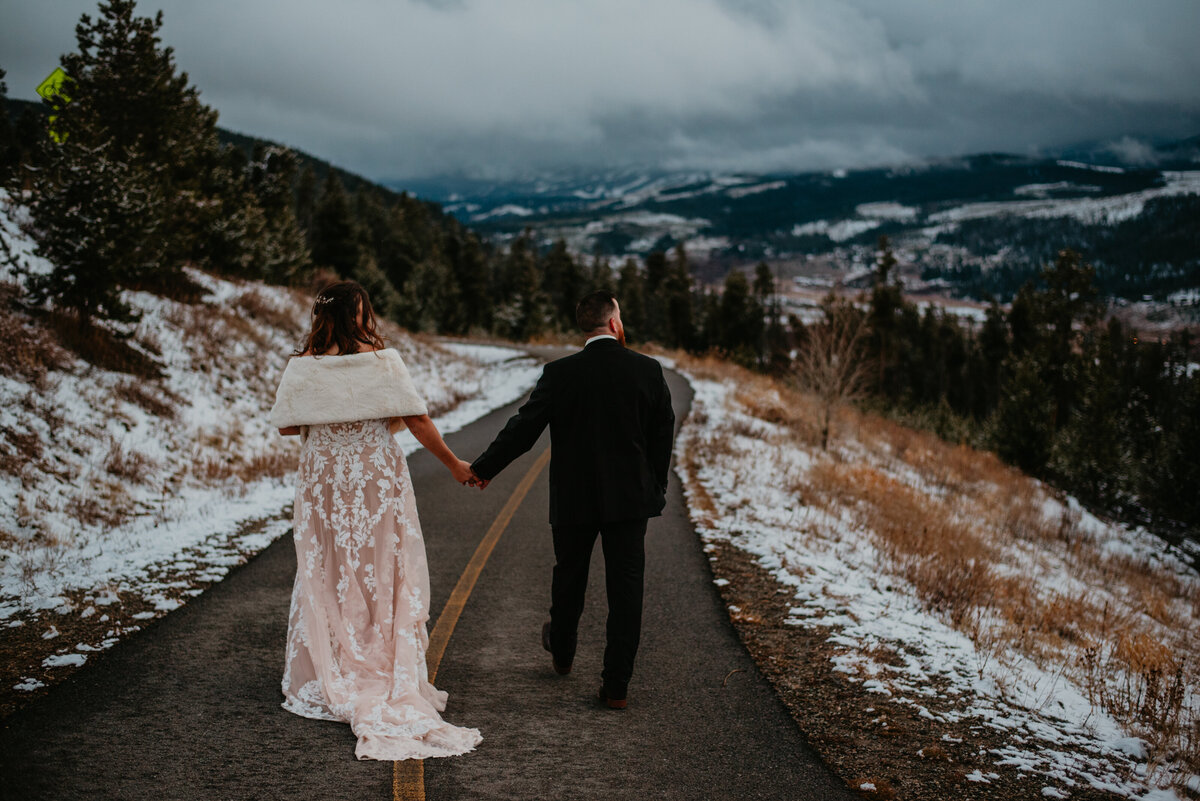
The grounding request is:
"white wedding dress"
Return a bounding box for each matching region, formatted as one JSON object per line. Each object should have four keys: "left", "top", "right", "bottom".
{"left": 280, "top": 417, "right": 482, "bottom": 760}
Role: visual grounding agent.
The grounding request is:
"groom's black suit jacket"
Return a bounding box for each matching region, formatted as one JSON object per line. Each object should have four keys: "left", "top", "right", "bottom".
{"left": 472, "top": 338, "right": 675, "bottom": 526}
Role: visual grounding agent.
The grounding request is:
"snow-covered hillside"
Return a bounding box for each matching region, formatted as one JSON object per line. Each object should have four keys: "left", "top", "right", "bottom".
{"left": 0, "top": 192, "right": 540, "bottom": 704}
{"left": 671, "top": 357, "right": 1199, "bottom": 800}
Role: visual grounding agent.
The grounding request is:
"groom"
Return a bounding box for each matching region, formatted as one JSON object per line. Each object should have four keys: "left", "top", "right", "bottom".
{"left": 470, "top": 291, "right": 675, "bottom": 709}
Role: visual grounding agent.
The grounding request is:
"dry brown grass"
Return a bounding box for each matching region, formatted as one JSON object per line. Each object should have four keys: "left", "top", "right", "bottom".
{"left": 677, "top": 351, "right": 1200, "bottom": 787}
{"left": 163, "top": 290, "right": 296, "bottom": 369}
{"left": 45, "top": 310, "right": 162, "bottom": 380}
{"left": 103, "top": 440, "right": 156, "bottom": 483}
{"left": 0, "top": 282, "right": 72, "bottom": 380}
{"left": 675, "top": 351, "right": 825, "bottom": 446}
{"left": 232, "top": 287, "right": 307, "bottom": 338}
{"left": 63, "top": 487, "right": 129, "bottom": 529}
{"left": 0, "top": 427, "right": 42, "bottom": 478}
{"left": 190, "top": 419, "right": 296, "bottom": 486}
{"left": 829, "top": 415, "right": 1196, "bottom": 781}
{"left": 234, "top": 449, "right": 294, "bottom": 482}
{"left": 193, "top": 453, "right": 293, "bottom": 484}
{"left": 807, "top": 459, "right": 1011, "bottom": 628}
{"left": 112, "top": 378, "right": 179, "bottom": 420}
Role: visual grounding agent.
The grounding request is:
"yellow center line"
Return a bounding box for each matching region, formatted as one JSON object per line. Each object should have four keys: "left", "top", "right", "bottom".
{"left": 393, "top": 448, "right": 551, "bottom": 801}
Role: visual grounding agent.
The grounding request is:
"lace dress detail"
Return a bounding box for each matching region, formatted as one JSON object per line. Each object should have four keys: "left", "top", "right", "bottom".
{"left": 281, "top": 418, "right": 481, "bottom": 760}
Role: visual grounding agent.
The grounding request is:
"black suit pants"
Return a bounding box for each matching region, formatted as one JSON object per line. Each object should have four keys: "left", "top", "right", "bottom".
{"left": 547, "top": 519, "right": 647, "bottom": 696}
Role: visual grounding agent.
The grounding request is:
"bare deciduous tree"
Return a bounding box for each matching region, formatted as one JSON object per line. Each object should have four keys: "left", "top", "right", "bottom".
{"left": 794, "top": 298, "right": 872, "bottom": 450}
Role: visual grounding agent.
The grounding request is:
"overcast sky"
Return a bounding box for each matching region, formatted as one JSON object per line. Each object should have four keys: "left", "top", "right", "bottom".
{"left": 3, "top": 0, "right": 1199, "bottom": 180}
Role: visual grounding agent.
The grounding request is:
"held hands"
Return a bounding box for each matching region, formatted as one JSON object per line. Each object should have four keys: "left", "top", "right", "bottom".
{"left": 451, "top": 458, "right": 489, "bottom": 490}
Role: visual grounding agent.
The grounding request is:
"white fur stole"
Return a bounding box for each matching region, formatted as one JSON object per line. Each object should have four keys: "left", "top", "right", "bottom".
{"left": 269, "top": 348, "right": 428, "bottom": 429}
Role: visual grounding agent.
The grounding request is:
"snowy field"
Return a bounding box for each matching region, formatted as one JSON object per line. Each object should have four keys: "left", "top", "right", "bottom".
{"left": 0, "top": 193, "right": 541, "bottom": 690}
{"left": 671, "top": 361, "right": 1199, "bottom": 800}
{"left": 927, "top": 171, "right": 1200, "bottom": 227}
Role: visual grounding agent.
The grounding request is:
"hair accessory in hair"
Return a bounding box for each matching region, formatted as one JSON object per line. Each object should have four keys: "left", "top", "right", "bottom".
{"left": 314, "top": 295, "right": 335, "bottom": 307}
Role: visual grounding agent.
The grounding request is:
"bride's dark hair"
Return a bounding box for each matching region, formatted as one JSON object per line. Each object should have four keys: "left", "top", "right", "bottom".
{"left": 297, "top": 280, "right": 386, "bottom": 356}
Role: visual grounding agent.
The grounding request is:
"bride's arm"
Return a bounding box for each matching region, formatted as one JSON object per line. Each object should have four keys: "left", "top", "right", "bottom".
{"left": 278, "top": 426, "right": 301, "bottom": 436}
{"left": 401, "top": 414, "right": 478, "bottom": 485}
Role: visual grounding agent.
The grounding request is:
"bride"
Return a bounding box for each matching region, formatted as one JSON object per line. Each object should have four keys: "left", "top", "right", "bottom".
{"left": 270, "top": 280, "right": 482, "bottom": 761}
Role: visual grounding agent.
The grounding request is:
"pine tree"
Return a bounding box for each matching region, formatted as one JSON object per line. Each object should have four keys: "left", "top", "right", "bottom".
{"left": 1008, "top": 282, "right": 1039, "bottom": 357}
{"left": 513, "top": 253, "right": 549, "bottom": 340}
{"left": 189, "top": 143, "right": 268, "bottom": 279}
{"left": 0, "top": 68, "right": 14, "bottom": 179}
{"left": 970, "top": 299, "right": 1009, "bottom": 417}
{"left": 662, "top": 244, "right": 695, "bottom": 350}
{"left": 875, "top": 234, "right": 897, "bottom": 285}
{"left": 8, "top": 102, "right": 43, "bottom": 184}
{"left": 1148, "top": 371, "right": 1200, "bottom": 527}
{"left": 373, "top": 203, "right": 420, "bottom": 291}
{"left": 497, "top": 231, "right": 533, "bottom": 301}
{"left": 616, "top": 257, "right": 645, "bottom": 342}
{"left": 395, "top": 257, "right": 453, "bottom": 332}
{"left": 452, "top": 234, "right": 491, "bottom": 333}
{"left": 1048, "top": 328, "right": 1132, "bottom": 512}
{"left": 641, "top": 249, "right": 668, "bottom": 341}
{"left": 356, "top": 254, "right": 404, "bottom": 321}
{"left": 541, "top": 239, "right": 583, "bottom": 329}
{"left": 310, "top": 172, "right": 361, "bottom": 276}
{"left": 495, "top": 234, "right": 548, "bottom": 340}
{"left": 868, "top": 235, "right": 904, "bottom": 397}
{"left": 295, "top": 163, "right": 317, "bottom": 239}
{"left": 645, "top": 250, "right": 669, "bottom": 293}
{"left": 991, "top": 353, "right": 1056, "bottom": 473}
{"left": 1038, "top": 249, "right": 1103, "bottom": 428}
{"left": 588, "top": 252, "right": 615, "bottom": 293}
{"left": 248, "top": 147, "right": 310, "bottom": 283}
{"left": 717, "top": 269, "right": 761, "bottom": 366}
{"left": 52, "top": 0, "right": 225, "bottom": 279}
{"left": 752, "top": 262, "right": 790, "bottom": 374}
{"left": 22, "top": 139, "right": 165, "bottom": 326}
{"left": 752, "top": 262, "right": 774, "bottom": 306}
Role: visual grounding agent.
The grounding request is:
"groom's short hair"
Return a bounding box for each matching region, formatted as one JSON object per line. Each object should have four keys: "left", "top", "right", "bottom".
{"left": 576, "top": 291, "right": 617, "bottom": 332}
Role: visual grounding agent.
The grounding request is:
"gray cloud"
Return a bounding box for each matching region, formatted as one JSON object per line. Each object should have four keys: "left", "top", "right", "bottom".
{"left": 2, "top": 0, "right": 1198, "bottom": 179}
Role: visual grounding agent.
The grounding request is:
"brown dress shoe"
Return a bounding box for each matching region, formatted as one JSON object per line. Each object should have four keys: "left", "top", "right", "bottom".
{"left": 596, "top": 685, "right": 627, "bottom": 709}
{"left": 542, "top": 621, "right": 572, "bottom": 675}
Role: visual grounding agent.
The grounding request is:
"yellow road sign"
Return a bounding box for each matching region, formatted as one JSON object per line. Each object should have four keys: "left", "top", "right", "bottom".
{"left": 35, "top": 67, "right": 71, "bottom": 142}
{"left": 36, "top": 67, "right": 69, "bottom": 101}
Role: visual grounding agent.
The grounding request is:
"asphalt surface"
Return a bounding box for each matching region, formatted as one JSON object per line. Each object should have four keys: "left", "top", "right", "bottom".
{"left": 0, "top": 360, "right": 853, "bottom": 801}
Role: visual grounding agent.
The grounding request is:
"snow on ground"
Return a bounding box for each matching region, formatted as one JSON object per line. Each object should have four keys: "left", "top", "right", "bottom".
{"left": 792, "top": 218, "right": 882, "bottom": 242}
{"left": 469, "top": 204, "right": 536, "bottom": 222}
{"left": 1056, "top": 161, "right": 1126, "bottom": 175}
{"left": 672, "top": 367, "right": 1198, "bottom": 799}
{"left": 856, "top": 202, "right": 920, "bottom": 221}
{"left": 912, "top": 299, "right": 989, "bottom": 324}
{"left": 726, "top": 181, "right": 787, "bottom": 199}
{"left": 402, "top": 342, "right": 542, "bottom": 454}
{"left": 928, "top": 171, "right": 1200, "bottom": 227}
{"left": 1014, "top": 182, "right": 1102, "bottom": 198}
{"left": 0, "top": 195, "right": 540, "bottom": 647}
{"left": 785, "top": 171, "right": 1200, "bottom": 244}
{"left": 549, "top": 209, "right": 712, "bottom": 256}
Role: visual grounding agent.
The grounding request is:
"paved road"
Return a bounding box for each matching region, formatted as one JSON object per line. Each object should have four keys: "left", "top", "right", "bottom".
{"left": 0, "top": 363, "right": 853, "bottom": 801}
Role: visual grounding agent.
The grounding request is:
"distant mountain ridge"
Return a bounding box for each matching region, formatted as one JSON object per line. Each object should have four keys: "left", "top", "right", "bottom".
{"left": 392, "top": 136, "right": 1200, "bottom": 303}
